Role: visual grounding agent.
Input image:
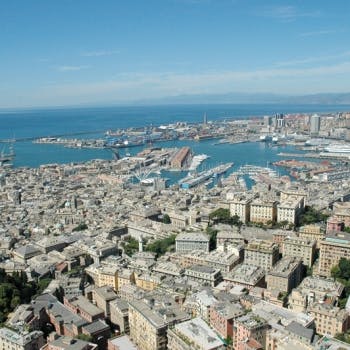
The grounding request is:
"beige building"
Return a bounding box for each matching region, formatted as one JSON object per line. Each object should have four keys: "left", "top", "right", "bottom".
{"left": 265, "top": 327, "right": 314, "bottom": 350}
{"left": 85, "top": 264, "right": 119, "bottom": 290}
{"left": 229, "top": 195, "right": 253, "bottom": 223}
{"left": 92, "top": 286, "right": 118, "bottom": 317}
{"left": 244, "top": 239, "right": 280, "bottom": 271}
{"left": 168, "top": 249, "right": 241, "bottom": 273}
{"left": 283, "top": 237, "right": 316, "bottom": 267}
{"left": 128, "top": 298, "right": 189, "bottom": 350}
{"left": 117, "top": 268, "right": 135, "bottom": 292}
{"left": 185, "top": 265, "right": 222, "bottom": 287}
{"left": 333, "top": 202, "right": 350, "bottom": 227}
{"left": 0, "top": 328, "right": 44, "bottom": 350}
{"left": 110, "top": 299, "right": 130, "bottom": 334}
{"left": 298, "top": 224, "right": 325, "bottom": 248}
{"left": 134, "top": 273, "right": 161, "bottom": 291}
{"left": 266, "top": 256, "right": 303, "bottom": 294}
{"left": 175, "top": 231, "right": 210, "bottom": 253}
{"left": 308, "top": 302, "right": 349, "bottom": 336}
{"left": 288, "top": 276, "right": 344, "bottom": 313}
{"left": 43, "top": 333, "right": 97, "bottom": 350}
{"left": 223, "top": 263, "right": 265, "bottom": 290}
{"left": 318, "top": 232, "right": 350, "bottom": 277}
{"left": 167, "top": 317, "right": 225, "bottom": 350}
{"left": 167, "top": 211, "right": 196, "bottom": 228}
{"left": 250, "top": 199, "right": 277, "bottom": 224}
{"left": 277, "top": 196, "right": 304, "bottom": 225}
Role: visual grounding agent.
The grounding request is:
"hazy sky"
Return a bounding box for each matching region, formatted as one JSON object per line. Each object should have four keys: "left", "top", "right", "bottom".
{"left": 1, "top": 0, "right": 350, "bottom": 107}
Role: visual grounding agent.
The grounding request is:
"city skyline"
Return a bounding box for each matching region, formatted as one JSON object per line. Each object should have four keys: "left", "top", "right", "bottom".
{"left": 1, "top": 0, "right": 350, "bottom": 108}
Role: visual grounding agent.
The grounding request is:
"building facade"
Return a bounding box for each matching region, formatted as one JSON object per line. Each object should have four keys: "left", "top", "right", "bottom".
{"left": 266, "top": 257, "right": 303, "bottom": 294}
{"left": 282, "top": 237, "right": 316, "bottom": 267}
{"left": 244, "top": 240, "right": 280, "bottom": 271}
{"left": 250, "top": 199, "right": 277, "bottom": 224}
{"left": 318, "top": 233, "right": 350, "bottom": 277}
{"left": 175, "top": 232, "right": 210, "bottom": 253}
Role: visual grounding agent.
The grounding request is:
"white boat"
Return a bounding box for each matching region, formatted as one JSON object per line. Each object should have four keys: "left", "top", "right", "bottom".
{"left": 324, "top": 144, "right": 350, "bottom": 153}
{"left": 188, "top": 154, "right": 210, "bottom": 171}
{"left": 259, "top": 135, "right": 272, "bottom": 142}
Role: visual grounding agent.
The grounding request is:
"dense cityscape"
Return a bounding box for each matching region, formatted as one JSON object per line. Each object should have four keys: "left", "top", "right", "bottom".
{"left": 1, "top": 111, "right": 350, "bottom": 350}
{"left": 2, "top": 0, "right": 350, "bottom": 349}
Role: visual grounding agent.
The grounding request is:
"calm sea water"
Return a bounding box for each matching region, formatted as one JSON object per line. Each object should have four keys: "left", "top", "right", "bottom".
{"left": 0, "top": 104, "right": 348, "bottom": 171}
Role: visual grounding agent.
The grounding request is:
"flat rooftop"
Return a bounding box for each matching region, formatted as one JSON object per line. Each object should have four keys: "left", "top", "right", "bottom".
{"left": 173, "top": 317, "right": 224, "bottom": 350}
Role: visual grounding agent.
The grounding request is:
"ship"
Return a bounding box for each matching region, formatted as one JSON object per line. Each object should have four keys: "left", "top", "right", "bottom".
{"left": 259, "top": 135, "right": 272, "bottom": 142}
{"left": 179, "top": 163, "right": 233, "bottom": 189}
{"left": 188, "top": 154, "right": 210, "bottom": 171}
{"left": 324, "top": 144, "right": 350, "bottom": 153}
{"left": 272, "top": 136, "right": 279, "bottom": 143}
{"left": 0, "top": 144, "right": 15, "bottom": 166}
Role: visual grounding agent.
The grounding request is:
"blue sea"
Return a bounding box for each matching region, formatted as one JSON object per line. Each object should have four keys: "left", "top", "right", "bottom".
{"left": 0, "top": 104, "right": 349, "bottom": 177}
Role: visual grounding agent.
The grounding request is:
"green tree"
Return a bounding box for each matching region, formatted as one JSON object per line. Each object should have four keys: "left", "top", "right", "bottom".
{"left": 72, "top": 223, "right": 88, "bottom": 232}
{"left": 162, "top": 214, "right": 171, "bottom": 224}
{"left": 209, "top": 208, "right": 243, "bottom": 227}
{"left": 206, "top": 227, "right": 218, "bottom": 250}
{"left": 335, "top": 332, "right": 350, "bottom": 344}
{"left": 209, "top": 208, "right": 231, "bottom": 224}
{"left": 11, "top": 296, "right": 21, "bottom": 309}
{"left": 146, "top": 235, "right": 176, "bottom": 257}
{"left": 299, "top": 206, "right": 329, "bottom": 226}
{"left": 331, "top": 258, "right": 350, "bottom": 309}
{"left": 76, "top": 334, "right": 93, "bottom": 342}
{"left": 121, "top": 237, "right": 139, "bottom": 256}
{"left": 0, "top": 268, "right": 52, "bottom": 323}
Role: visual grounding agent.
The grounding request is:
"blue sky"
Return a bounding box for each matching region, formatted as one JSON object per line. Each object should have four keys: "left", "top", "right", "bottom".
{"left": 1, "top": 0, "right": 350, "bottom": 107}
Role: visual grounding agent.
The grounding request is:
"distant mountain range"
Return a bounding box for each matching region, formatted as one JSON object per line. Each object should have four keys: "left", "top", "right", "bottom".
{"left": 133, "top": 92, "right": 350, "bottom": 105}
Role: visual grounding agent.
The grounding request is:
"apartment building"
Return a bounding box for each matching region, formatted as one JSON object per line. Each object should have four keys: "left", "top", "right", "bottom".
{"left": 167, "top": 317, "right": 225, "bottom": 350}
{"left": 277, "top": 196, "right": 304, "bottom": 225}
{"left": 0, "top": 328, "right": 44, "bottom": 350}
{"left": 43, "top": 333, "right": 97, "bottom": 350}
{"left": 134, "top": 272, "right": 161, "bottom": 291}
{"left": 289, "top": 276, "right": 344, "bottom": 313}
{"left": 318, "top": 232, "right": 350, "bottom": 277}
{"left": 110, "top": 299, "right": 130, "bottom": 334}
{"left": 298, "top": 224, "right": 325, "bottom": 248}
{"left": 85, "top": 264, "right": 118, "bottom": 290}
{"left": 223, "top": 263, "right": 265, "bottom": 291}
{"left": 308, "top": 302, "right": 349, "bottom": 336}
{"left": 63, "top": 295, "right": 105, "bottom": 323}
{"left": 175, "top": 232, "right": 210, "bottom": 253}
{"left": 283, "top": 237, "right": 316, "bottom": 267}
{"left": 92, "top": 286, "right": 118, "bottom": 318}
{"left": 128, "top": 298, "right": 189, "bottom": 350}
{"left": 184, "top": 265, "right": 222, "bottom": 287}
{"left": 266, "top": 257, "right": 303, "bottom": 294}
{"left": 234, "top": 314, "right": 268, "bottom": 350}
{"left": 168, "top": 249, "right": 241, "bottom": 273}
{"left": 229, "top": 195, "right": 253, "bottom": 223}
{"left": 209, "top": 302, "right": 245, "bottom": 339}
{"left": 244, "top": 239, "right": 280, "bottom": 271}
{"left": 333, "top": 201, "right": 350, "bottom": 227}
{"left": 327, "top": 216, "right": 344, "bottom": 232}
{"left": 250, "top": 198, "right": 277, "bottom": 224}
{"left": 117, "top": 268, "right": 135, "bottom": 292}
